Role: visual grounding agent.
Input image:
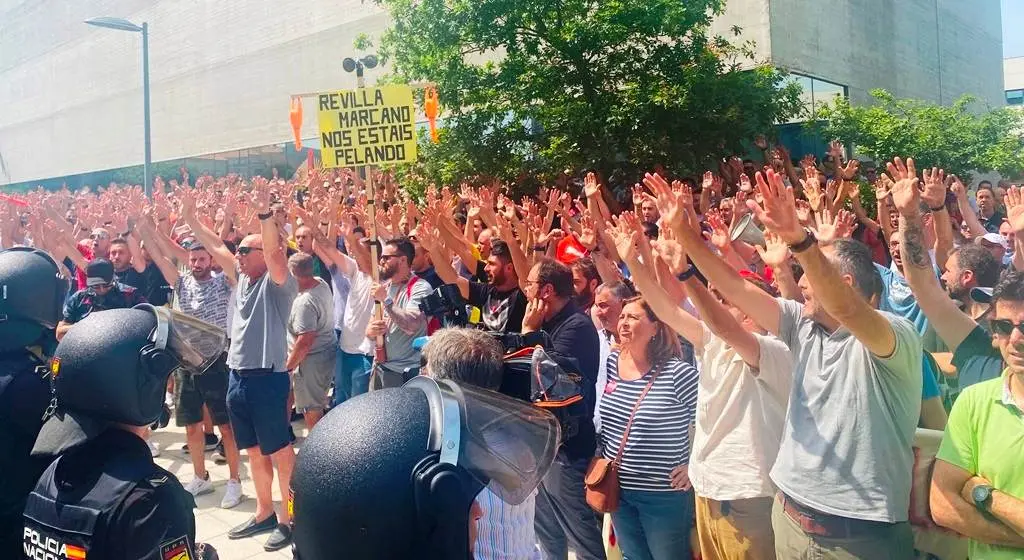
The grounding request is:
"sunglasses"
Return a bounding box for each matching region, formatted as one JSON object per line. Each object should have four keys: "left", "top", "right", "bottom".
{"left": 90, "top": 233, "right": 109, "bottom": 240}
{"left": 379, "top": 254, "right": 402, "bottom": 262}
{"left": 236, "top": 246, "right": 263, "bottom": 255}
{"left": 990, "top": 319, "right": 1024, "bottom": 337}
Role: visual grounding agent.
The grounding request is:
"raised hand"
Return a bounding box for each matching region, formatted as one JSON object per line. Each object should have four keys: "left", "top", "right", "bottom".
{"left": 579, "top": 212, "right": 598, "bottom": 251}
{"left": 631, "top": 184, "right": 645, "bottom": 207}
{"left": 884, "top": 157, "right": 921, "bottom": 216}
{"left": 949, "top": 175, "right": 968, "bottom": 201}
{"left": 1005, "top": 185, "right": 1024, "bottom": 235}
{"left": 705, "top": 210, "right": 731, "bottom": 251}
{"left": 921, "top": 167, "right": 947, "bottom": 209}
{"left": 802, "top": 173, "right": 823, "bottom": 212}
{"left": 748, "top": 170, "right": 804, "bottom": 244}
{"left": 756, "top": 231, "right": 791, "bottom": 268}
{"left": 739, "top": 173, "right": 753, "bottom": 193}
{"left": 875, "top": 175, "right": 894, "bottom": 201}
{"left": 584, "top": 172, "right": 602, "bottom": 199}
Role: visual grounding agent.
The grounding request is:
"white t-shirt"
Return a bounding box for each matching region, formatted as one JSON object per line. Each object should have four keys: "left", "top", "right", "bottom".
{"left": 690, "top": 328, "right": 792, "bottom": 501}
{"left": 338, "top": 254, "right": 374, "bottom": 356}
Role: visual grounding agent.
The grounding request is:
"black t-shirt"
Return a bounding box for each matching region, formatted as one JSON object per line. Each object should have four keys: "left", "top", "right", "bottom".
{"left": 141, "top": 262, "right": 172, "bottom": 306}
{"left": 416, "top": 266, "right": 445, "bottom": 291}
{"left": 541, "top": 301, "right": 600, "bottom": 460}
{"left": 114, "top": 266, "right": 147, "bottom": 292}
{"left": 468, "top": 282, "right": 527, "bottom": 333}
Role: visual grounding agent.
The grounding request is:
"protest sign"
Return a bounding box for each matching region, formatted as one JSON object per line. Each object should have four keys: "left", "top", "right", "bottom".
{"left": 317, "top": 85, "right": 417, "bottom": 168}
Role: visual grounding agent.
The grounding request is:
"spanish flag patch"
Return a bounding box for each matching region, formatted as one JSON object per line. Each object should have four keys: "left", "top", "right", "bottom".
{"left": 65, "top": 544, "right": 86, "bottom": 559}
{"left": 160, "top": 536, "right": 192, "bottom": 560}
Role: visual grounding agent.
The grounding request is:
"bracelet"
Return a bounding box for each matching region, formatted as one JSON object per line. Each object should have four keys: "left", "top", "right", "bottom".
{"left": 257, "top": 211, "right": 273, "bottom": 221}
{"left": 929, "top": 204, "right": 946, "bottom": 212}
{"left": 788, "top": 229, "right": 817, "bottom": 253}
{"left": 531, "top": 244, "right": 548, "bottom": 252}
{"left": 676, "top": 265, "right": 697, "bottom": 282}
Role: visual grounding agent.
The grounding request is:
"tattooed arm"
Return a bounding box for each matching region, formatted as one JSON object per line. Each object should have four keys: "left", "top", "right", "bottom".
{"left": 899, "top": 212, "right": 978, "bottom": 353}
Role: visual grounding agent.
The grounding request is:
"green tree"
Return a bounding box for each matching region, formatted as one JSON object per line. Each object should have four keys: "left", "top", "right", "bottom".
{"left": 375, "top": 0, "right": 803, "bottom": 191}
{"left": 815, "top": 89, "right": 1024, "bottom": 180}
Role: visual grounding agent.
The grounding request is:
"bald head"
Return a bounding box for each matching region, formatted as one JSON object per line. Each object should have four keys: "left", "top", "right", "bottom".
{"left": 236, "top": 234, "right": 267, "bottom": 277}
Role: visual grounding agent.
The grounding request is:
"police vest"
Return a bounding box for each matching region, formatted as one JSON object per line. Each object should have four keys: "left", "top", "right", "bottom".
{"left": 22, "top": 449, "right": 156, "bottom": 560}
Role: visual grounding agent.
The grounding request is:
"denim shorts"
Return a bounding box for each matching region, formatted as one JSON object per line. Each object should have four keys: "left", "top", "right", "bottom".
{"left": 227, "top": 369, "right": 291, "bottom": 455}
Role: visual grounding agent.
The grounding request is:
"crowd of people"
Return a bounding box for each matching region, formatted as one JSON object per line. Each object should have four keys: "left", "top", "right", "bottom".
{"left": 1, "top": 136, "right": 1023, "bottom": 560}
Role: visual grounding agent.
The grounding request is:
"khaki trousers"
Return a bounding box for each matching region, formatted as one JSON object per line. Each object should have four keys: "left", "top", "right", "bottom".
{"left": 696, "top": 495, "right": 777, "bottom": 560}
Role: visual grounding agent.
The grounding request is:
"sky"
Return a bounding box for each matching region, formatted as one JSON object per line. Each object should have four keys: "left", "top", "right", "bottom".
{"left": 1006, "top": 0, "right": 1024, "bottom": 58}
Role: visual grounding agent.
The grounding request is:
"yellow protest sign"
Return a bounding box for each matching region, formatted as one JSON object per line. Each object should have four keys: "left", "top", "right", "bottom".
{"left": 317, "top": 85, "right": 418, "bottom": 168}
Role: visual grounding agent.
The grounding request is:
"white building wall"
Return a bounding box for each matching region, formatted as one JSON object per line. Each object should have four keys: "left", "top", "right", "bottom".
{"left": 0, "top": 0, "right": 390, "bottom": 185}
{"left": 1005, "top": 57, "right": 1024, "bottom": 91}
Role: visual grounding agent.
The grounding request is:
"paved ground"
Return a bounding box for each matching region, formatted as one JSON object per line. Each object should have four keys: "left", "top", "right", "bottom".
{"left": 151, "top": 422, "right": 300, "bottom": 559}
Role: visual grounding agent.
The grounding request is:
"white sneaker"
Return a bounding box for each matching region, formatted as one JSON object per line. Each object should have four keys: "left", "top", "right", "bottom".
{"left": 220, "top": 479, "right": 244, "bottom": 509}
{"left": 148, "top": 440, "right": 161, "bottom": 458}
{"left": 183, "top": 474, "right": 215, "bottom": 497}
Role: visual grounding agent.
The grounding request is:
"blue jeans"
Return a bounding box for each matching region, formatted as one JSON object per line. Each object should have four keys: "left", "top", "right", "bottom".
{"left": 611, "top": 488, "right": 694, "bottom": 560}
{"left": 610, "top": 487, "right": 692, "bottom": 560}
{"left": 333, "top": 347, "right": 372, "bottom": 407}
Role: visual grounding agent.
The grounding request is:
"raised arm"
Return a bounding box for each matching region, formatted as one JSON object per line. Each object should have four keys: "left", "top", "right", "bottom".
{"left": 417, "top": 222, "right": 469, "bottom": 300}
{"left": 644, "top": 173, "right": 782, "bottom": 337}
{"left": 176, "top": 191, "right": 236, "bottom": 286}
{"left": 892, "top": 162, "right": 977, "bottom": 354}
{"left": 136, "top": 219, "right": 179, "bottom": 286}
{"left": 252, "top": 180, "right": 288, "bottom": 286}
{"left": 951, "top": 176, "right": 987, "bottom": 238}
{"left": 756, "top": 231, "right": 802, "bottom": 302}
{"left": 750, "top": 168, "right": 895, "bottom": 357}
{"left": 609, "top": 218, "right": 706, "bottom": 351}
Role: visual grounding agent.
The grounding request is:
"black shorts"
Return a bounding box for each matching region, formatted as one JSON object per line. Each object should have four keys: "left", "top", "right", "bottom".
{"left": 173, "top": 353, "right": 231, "bottom": 427}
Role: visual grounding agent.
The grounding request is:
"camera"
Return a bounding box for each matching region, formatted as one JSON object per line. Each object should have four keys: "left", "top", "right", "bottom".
{"left": 418, "top": 283, "right": 470, "bottom": 328}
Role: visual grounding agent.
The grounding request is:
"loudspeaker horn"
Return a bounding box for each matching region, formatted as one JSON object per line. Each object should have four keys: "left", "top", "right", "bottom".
{"left": 730, "top": 214, "right": 766, "bottom": 247}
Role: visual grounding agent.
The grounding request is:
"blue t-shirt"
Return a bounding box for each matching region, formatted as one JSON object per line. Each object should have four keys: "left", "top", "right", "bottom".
{"left": 922, "top": 352, "right": 941, "bottom": 400}
{"left": 875, "top": 263, "right": 929, "bottom": 336}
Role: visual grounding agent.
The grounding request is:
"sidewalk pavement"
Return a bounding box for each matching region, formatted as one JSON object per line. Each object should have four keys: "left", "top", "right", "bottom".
{"left": 151, "top": 421, "right": 300, "bottom": 560}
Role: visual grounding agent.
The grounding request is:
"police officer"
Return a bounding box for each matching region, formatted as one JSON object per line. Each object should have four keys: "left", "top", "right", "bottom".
{"left": 290, "top": 376, "right": 563, "bottom": 560}
{"left": 23, "top": 304, "right": 227, "bottom": 560}
{"left": 0, "top": 247, "right": 68, "bottom": 559}
{"left": 56, "top": 258, "right": 146, "bottom": 341}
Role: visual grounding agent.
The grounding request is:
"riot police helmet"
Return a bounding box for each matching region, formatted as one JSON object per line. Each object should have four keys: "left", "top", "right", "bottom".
{"left": 291, "top": 376, "right": 561, "bottom": 560}
{"left": 0, "top": 247, "right": 68, "bottom": 351}
{"left": 32, "top": 303, "right": 227, "bottom": 456}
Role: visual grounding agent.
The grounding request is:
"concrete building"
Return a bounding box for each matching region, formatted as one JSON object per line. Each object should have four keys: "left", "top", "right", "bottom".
{"left": 0, "top": 0, "right": 1007, "bottom": 188}
{"left": 1005, "top": 56, "right": 1024, "bottom": 106}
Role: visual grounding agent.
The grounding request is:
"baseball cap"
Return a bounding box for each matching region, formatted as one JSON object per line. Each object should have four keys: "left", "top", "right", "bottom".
{"left": 978, "top": 232, "right": 1009, "bottom": 250}
{"left": 85, "top": 259, "right": 114, "bottom": 287}
{"left": 971, "top": 287, "right": 994, "bottom": 304}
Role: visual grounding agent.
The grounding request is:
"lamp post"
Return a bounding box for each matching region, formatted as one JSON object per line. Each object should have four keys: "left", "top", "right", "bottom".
{"left": 85, "top": 17, "right": 152, "bottom": 199}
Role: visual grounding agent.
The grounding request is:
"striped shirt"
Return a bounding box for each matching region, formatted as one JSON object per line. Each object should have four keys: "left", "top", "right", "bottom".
{"left": 473, "top": 488, "right": 540, "bottom": 560}
{"left": 598, "top": 353, "right": 700, "bottom": 491}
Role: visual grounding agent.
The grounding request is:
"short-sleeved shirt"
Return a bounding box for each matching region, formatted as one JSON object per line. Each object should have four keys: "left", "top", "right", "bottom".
{"left": 141, "top": 262, "right": 172, "bottom": 306}
{"left": 770, "top": 298, "right": 923, "bottom": 522}
{"left": 62, "top": 283, "right": 147, "bottom": 324}
{"left": 288, "top": 279, "right": 337, "bottom": 355}
{"left": 875, "top": 264, "right": 930, "bottom": 336}
{"left": 336, "top": 257, "right": 374, "bottom": 356}
{"left": 114, "top": 266, "right": 148, "bottom": 293}
{"left": 227, "top": 272, "right": 298, "bottom": 371}
{"left": 174, "top": 273, "right": 232, "bottom": 330}
{"left": 468, "top": 282, "right": 527, "bottom": 333}
{"left": 691, "top": 329, "right": 792, "bottom": 501}
{"left": 980, "top": 211, "right": 1006, "bottom": 234}
{"left": 598, "top": 353, "right": 699, "bottom": 491}
{"left": 379, "top": 275, "right": 432, "bottom": 374}
{"left": 952, "top": 325, "right": 1003, "bottom": 390}
{"left": 936, "top": 373, "right": 1024, "bottom": 560}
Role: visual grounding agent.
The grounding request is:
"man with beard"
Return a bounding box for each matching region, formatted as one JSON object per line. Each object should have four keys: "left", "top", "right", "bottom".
{"left": 365, "top": 237, "right": 431, "bottom": 389}
{"left": 57, "top": 259, "right": 146, "bottom": 340}
{"left": 145, "top": 231, "right": 245, "bottom": 511}
{"left": 571, "top": 257, "right": 600, "bottom": 315}
{"left": 930, "top": 271, "right": 1024, "bottom": 559}
{"left": 108, "top": 236, "right": 148, "bottom": 292}
{"left": 940, "top": 244, "right": 1001, "bottom": 322}
{"left": 420, "top": 233, "right": 527, "bottom": 334}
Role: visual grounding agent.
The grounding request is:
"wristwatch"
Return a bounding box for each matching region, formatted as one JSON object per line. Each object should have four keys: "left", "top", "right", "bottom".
{"left": 972, "top": 484, "right": 993, "bottom": 512}
{"left": 787, "top": 229, "right": 817, "bottom": 253}
{"left": 676, "top": 265, "right": 697, "bottom": 282}
{"left": 383, "top": 297, "right": 395, "bottom": 309}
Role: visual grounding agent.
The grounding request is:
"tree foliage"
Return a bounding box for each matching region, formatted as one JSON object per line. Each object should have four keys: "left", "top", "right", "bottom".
{"left": 375, "top": 0, "right": 803, "bottom": 191}
{"left": 815, "top": 89, "right": 1024, "bottom": 180}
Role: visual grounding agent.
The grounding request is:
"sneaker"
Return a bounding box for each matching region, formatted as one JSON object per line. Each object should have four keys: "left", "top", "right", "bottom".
{"left": 212, "top": 442, "right": 227, "bottom": 464}
{"left": 204, "top": 433, "right": 220, "bottom": 451}
{"left": 148, "top": 440, "right": 161, "bottom": 458}
{"left": 228, "top": 513, "right": 278, "bottom": 539}
{"left": 264, "top": 524, "right": 292, "bottom": 552}
{"left": 183, "top": 473, "right": 214, "bottom": 497}
{"left": 220, "top": 479, "right": 244, "bottom": 509}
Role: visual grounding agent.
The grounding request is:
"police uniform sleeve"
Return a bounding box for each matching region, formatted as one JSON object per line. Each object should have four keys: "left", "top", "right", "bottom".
{"left": 109, "top": 482, "right": 198, "bottom": 560}
{"left": 63, "top": 292, "right": 86, "bottom": 324}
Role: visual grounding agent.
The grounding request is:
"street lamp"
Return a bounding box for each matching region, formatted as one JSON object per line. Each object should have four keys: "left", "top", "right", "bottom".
{"left": 85, "top": 16, "right": 152, "bottom": 198}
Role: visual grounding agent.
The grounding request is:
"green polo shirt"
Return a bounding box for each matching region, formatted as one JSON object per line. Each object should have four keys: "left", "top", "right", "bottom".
{"left": 936, "top": 371, "right": 1024, "bottom": 559}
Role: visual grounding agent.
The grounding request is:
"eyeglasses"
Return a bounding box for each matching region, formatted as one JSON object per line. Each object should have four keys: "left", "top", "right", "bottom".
{"left": 990, "top": 319, "right": 1024, "bottom": 337}
{"left": 90, "top": 232, "right": 109, "bottom": 240}
{"left": 236, "top": 246, "right": 263, "bottom": 255}
{"left": 379, "top": 254, "right": 402, "bottom": 262}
